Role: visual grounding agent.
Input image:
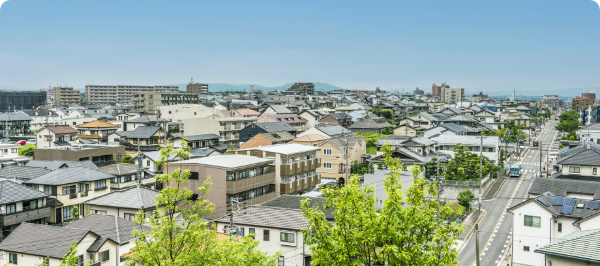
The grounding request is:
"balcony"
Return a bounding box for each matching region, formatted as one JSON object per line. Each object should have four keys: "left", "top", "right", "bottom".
{"left": 95, "top": 186, "right": 108, "bottom": 191}
{"left": 280, "top": 174, "right": 321, "bottom": 194}
{"left": 0, "top": 205, "right": 52, "bottom": 226}
{"left": 69, "top": 193, "right": 78, "bottom": 199}
{"left": 226, "top": 172, "right": 275, "bottom": 194}
{"left": 280, "top": 158, "right": 320, "bottom": 176}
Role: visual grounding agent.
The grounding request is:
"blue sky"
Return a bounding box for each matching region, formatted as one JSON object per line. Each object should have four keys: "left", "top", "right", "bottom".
{"left": 0, "top": 0, "right": 599, "bottom": 95}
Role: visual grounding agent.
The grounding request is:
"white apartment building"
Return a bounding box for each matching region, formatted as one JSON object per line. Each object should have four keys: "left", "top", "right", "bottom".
{"left": 157, "top": 104, "right": 227, "bottom": 122}
{"left": 85, "top": 85, "right": 179, "bottom": 105}
{"left": 183, "top": 117, "right": 258, "bottom": 146}
{"left": 542, "top": 95, "right": 559, "bottom": 108}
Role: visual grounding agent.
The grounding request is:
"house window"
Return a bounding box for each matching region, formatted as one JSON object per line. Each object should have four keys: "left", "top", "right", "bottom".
{"left": 278, "top": 256, "right": 284, "bottom": 266}
{"left": 190, "top": 172, "right": 199, "bottom": 180}
{"left": 323, "top": 162, "right": 332, "bottom": 169}
{"left": 558, "top": 223, "right": 562, "bottom": 233}
{"left": 6, "top": 203, "right": 16, "bottom": 214}
{"left": 523, "top": 246, "right": 530, "bottom": 252}
{"left": 194, "top": 112, "right": 197, "bottom": 115}
{"left": 8, "top": 253, "right": 17, "bottom": 264}
{"left": 524, "top": 215, "right": 541, "bottom": 228}
{"left": 569, "top": 166, "right": 581, "bottom": 173}
{"left": 95, "top": 210, "right": 107, "bottom": 215}
{"left": 63, "top": 205, "right": 73, "bottom": 220}
{"left": 99, "top": 250, "right": 109, "bottom": 262}
{"left": 10, "top": 148, "right": 17, "bottom": 153}
{"left": 264, "top": 230, "right": 270, "bottom": 241}
{"left": 146, "top": 160, "right": 150, "bottom": 167}
{"left": 88, "top": 252, "right": 95, "bottom": 262}
{"left": 227, "top": 173, "right": 236, "bottom": 181}
{"left": 323, "top": 149, "right": 332, "bottom": 155}
{"left": 95, "top": 180, "right": 107, "bottom": 190}
{"left": 280, "top": 232, "right": 294, "bottom": 243}
{"left": 249, "top": 228, "right": 255, "bottom": 239}
{"left": 124, "top": 213, "right": 136, "bottom": 221}
{"left": 594, "top": 168, "right": 597, "bottom": 175}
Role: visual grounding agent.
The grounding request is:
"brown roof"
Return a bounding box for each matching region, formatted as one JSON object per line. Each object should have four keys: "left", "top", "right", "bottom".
{"left": 45, "top": 125, "right": 78, "bottom": 134}
{"left": 267, "top": 114, "right": 308, "bottom": 123}
{"left": 76, "top": 120, "right": 119, "bottom": 128}
{"left": 219, "top": 110, "right": 232, "bottom": 117}
{"left": 236, "top": 108, "right": 260, "bottom": 116}
{"left": 260, "top": 131, "right": 296, "bottom": 143}
{"left": 294, "top": 134, "right": 328, "bottom": 142}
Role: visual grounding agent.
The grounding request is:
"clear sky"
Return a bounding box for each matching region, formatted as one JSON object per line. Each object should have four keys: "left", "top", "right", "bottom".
{"left": 0, "top": 0, "right": 599, "bottom": 95}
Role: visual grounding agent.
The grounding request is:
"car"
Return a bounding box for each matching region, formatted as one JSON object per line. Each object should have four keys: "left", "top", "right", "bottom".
{"left": 533, "top": 141, "right": 539, "bottom": 147}
{"left": 26, "top": 139, "right": 37, "bottom": 145}
{"left": 15, "top": 140, "right": 27, "bottom": 145}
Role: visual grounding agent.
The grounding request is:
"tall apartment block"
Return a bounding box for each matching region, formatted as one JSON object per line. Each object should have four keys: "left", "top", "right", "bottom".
{"left": 432, "top": 82, "right": 448, "bottom": 96}
{"left": 0, "top": 91, "right": 47, "bottom": 112}
{"left": 186, "top": 82, "right": 209, "bottom": 95}
{"left": 285, "top": 82, "right": 315, "bottom": 95}
{"left": 440, "top": 87, "right": 464, "bottom": 104}
{"left": 39, "top": 87, "right": 53, "bottom": 103}
{"left": 582, "top": 90, "right": 596, "bottom": 100}
{"left": 53, "top": 87, "right": 81, "bottom": 107}
{"left": 572, "top": 96, "right": 594, "bottom": 111}
{"left": 132, "top": 92, "right": 203, "bottom": 113}
{"left": 542, "top": 95, "right": 559, "bottom": 108}
{"left": 85, "top": 85, "right": 179, "bottom": 105}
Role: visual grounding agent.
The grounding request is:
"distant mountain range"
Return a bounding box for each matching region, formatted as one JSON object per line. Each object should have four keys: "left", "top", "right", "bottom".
{"left": 168, "top": 82, "right": 346, "bottom": 92}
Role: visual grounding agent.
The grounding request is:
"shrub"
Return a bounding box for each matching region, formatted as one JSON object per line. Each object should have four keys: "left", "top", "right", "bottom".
{"left": 121, "top": 155, "right": 135, "bottom": 164}
{"left": 18, "top": 144, "right": 35, "bottom": 156}
{"left": 457, "top": 189, "right": 475, "bottom": 211}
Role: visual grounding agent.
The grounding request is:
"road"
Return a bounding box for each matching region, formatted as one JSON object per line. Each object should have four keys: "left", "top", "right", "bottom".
{"left": 458, "top": 120, "right": 559, "bottom": 266}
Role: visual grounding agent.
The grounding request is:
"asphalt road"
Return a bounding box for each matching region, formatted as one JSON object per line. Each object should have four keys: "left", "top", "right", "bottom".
{"left": 458, "top": 120, "right": 558, "bottom": 266}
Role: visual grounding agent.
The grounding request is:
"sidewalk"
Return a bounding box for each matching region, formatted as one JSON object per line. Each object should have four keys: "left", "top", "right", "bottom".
{"left": 456, "top": 209, "right": 486, "bottom": 253}
{"left": 483, "top": 174, "right": 508, "bottom": 200}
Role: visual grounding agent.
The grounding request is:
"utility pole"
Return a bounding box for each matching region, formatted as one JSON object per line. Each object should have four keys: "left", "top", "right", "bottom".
{"left": 475, "top": 224, "right": 480, "bottom": 266}
{"left": 478, "top": 121, "right": 486, "bottom": 213}
{"left": 539, "top": 140, "right": 543, "bottom": 177}
{"left": 345, "top": 129, "right": 349, "bottom": 182}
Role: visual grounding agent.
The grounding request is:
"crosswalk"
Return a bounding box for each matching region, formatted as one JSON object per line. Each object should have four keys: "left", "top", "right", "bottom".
{"left": 520, "top": 162, "right": 543, "bottom": 166}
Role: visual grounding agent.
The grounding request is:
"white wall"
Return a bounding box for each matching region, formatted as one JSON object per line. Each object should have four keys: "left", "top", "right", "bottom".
{"left": 512, "top": 202, "right": 558, "bottom": 266}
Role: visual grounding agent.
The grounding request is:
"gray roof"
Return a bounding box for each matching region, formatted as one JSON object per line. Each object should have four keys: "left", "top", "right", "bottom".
{"left": 182, "top": 134, "right": 221, "bottom": 141}
{"left": 535, "top": 229, "right": 600, "bottom": 263}
{"left": 0, "top": 113, "right": 32, "bottom": 121}
{"left": 348, "top": 115, "right": 392, "bottom": 129}
{"left": 560, "top": 140, "right": 600, "bottom": 157}
{"left": 316, "top": 125, "right": 352, "bottom": 137}
{"left": 111, "top": 131, "right": 131, "bottom": 137}
{"left": 0, "top": 223, "right": 94, "bottom": 259}
{"left": 509, "top": 192, "right": 600, "bottom": 220}
{"left": 214, "top": 205, "right": 308, "bottom": 231}
{"left": 261, "top": 131, "right": 296, "bottom": 142}
{"left": 557, "top": 148, "right": 600, "bottom": 166}
{"left": 318, "top": 136, "right": 365, "bottom": 150}
{"left": 125, "top": 115, "right": 168, "bottom": 124}
{"left": 253, "top": 122, "right": 298, "bottom": 133}
{"left": 529, "top": 178, "right": 600, "bottom": 199}
{"left": 552, "top": 173, "right": 600, "bottom": 182}
{"left": 66, "top": 214, "right": 150, "bottom": 252}
{"left": 137, "top": 150, "right": 178, "bottom": 162}
{"left": 189, "top": 148, "right": 217, "bottom": 158}
{"left": 261, "top": 195, "right": 334, "bottom": 220}
{"left": 419, "top": 112, "right": 438, "bottom": 121}
{"left": 182, "top": 155, "right": 272, "bottom": 169}
{"left": 431, "top": 135, "right": 499, "bottom": 146}
{"left": 84, "top": 185, "right": 159, "bottom": 210}
{"left": 97, "top": 163, "right": 138, "bottom": 176}
{"left": 0, "top": 166, "right": 52, "bottom": 181}
{"left": 24, "top": 167, "right": 114, "bottom": 186}
{"left": 266, "top": 105, "right": 293, "bottom": 114}
{"left": 126, "top": 126, "right": 162, "bottom": 139}
{"left": 0, "top": 180, "right": 49, "bottom": 205}
{"left": 329, "top": 113, "right": 348, "bottom": 119}
{"left": 25, "top": 160, "right": 98, "bottom": 170}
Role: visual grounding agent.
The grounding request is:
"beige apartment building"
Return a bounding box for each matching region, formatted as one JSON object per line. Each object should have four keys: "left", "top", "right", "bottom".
{"left": 157, "top": 104, "right": 227, "bottom": 121}
{"left": 184, "top": 117, "right": 258, "bottom": 146}
{"left": 440, "top": 87, "right": 465, "bottom": 104}
{"left": 186, "top": 81, "right": 209, "bottom": 95}
{"left": 53, "top": 86, "right": 81, "bottom": 107}
{"left": 85, "top": 85, "right": 179, "bottom": 105}
{"left": 132, "top": 92, "right": 203, "bottom": 113}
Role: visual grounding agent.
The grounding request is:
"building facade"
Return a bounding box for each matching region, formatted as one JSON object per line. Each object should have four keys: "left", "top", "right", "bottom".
{"left": 186, "top": 81, "right": 209, "bottom": 95}
{"left": 285, "top": 82, "right": 315, "bottom": 95}
{"left": 542, "top": 95, "right": 559, "bottom": 108}
{"left": 572, "top": 96, "right": 594, "bottom": 111}
{"left": 184, "top": 117, "right": 258, "bottom": 146}
{"left": 440, "top": 87, "right": 465, "bottom": 104}
{"left": 53, "top": 87, "right": 80, "bottom": 107}
{"left": 85, "top": 85, "right": 179, "bottom": 105}
{"left": 132, "top": 92, "right": 203, "bottom": 113}
{"left": 0, "top": 91, "right": 47, "bottom": 112}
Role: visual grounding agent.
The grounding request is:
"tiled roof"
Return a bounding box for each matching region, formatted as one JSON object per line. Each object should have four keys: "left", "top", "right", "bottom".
{"left": 253, "top": 122, "right": 298, "bottom": 133}
{"left": 557, "top": 148, "right": 600, "bottom": 166}
{"left": 84, "top": 185, "right": 159, "bottom": 210}
{"left": 508, "top": 192, "right": 600, "bottom": 219}
{"left": 43, "top": 125, "right": 78, "bottom": 134}
{"left": 189, "top": 148, "right": 217, "bottom": 158}
{"left": 214, "top": 205, "right": 308, "bottom": 231}
{"left": 236, "top": 108, "right": 260, "bottom": 116}
{"left": 125, "top": 115, "right": 168, "bottom": 123}
{"left": 25, "top": 160, "right": 98, "bottom": 170}
{"left": 0, "top": 166, "right": 52, "bottom": 181}
{"left": 0, "top": 113, "right": 32, "bottom": 121}
{"left": 348, "top": 115, "right": 392, "bottom": 129}
{"left": 261, "top": 195, "right": 334, "bottom": 220}
{"left": 126, "top": 126, "right": 162, "bottom": 139}
{"left": 293, "top": 134, "right": 329, "bottom": 142}
{"left": 267, "top": 114, "right": 308, "bottom": 123}
{"left": 316, "top": 125, "right": 352, "bottom": 137}
{"left": 97, "top": 163, "right": 138, "bottom": 176}
{"left": 66, "top": 214, "right": 150, "bottom": 252}
{"left": 418, "top": 112, "right": 438, "bottom": 121}
{"left": 535, "top": 229, "right": 600, "bottom": 262}
{"left": 0, "top": 223, "right": 93, "bottom": 259}
{"left": 529, "top": 178, "right": 600, "bottom": 200}
{"left": 76, "top": 120, "right": 118, "bottom": 128}
{"left": 0, "top": 180, "right": 49, "bottom": 205}
{"left": 182, "top": 134, "right": 221, "bottom": 141}
{"left": 261, "top": 131, "right": 296, "bottom": 142}
{"left": 24, "top": 167, "right": 114, "bottom": 186}
{"left": 431, "top": 135, "right": 499, "bottom": 146}
{"left": 266, "top": 105, "right": 293, "bottom": 114}
{"left": 319, "top": 136, "right": 365, "bottom": 150}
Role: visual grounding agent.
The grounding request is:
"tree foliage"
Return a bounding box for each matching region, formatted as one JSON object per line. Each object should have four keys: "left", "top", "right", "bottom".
{"left": 350, "top": 160, "right": 374, "bottom": 175}
{"left": 17, "top": 144, "right": 35, "bottom": 156}
{"left": 443, "top": 144, "right": 498, "bottom": 181}
{"left": 457, "top": 189, "right": 475, "bottom": 211}
{"left": 301, "top": 145, "right": 462, "bottom": 265}
{"left": 371, "top": 108, "right": 394, "bottom": 120}
{"left": 121, "top": 155, "right": 135, "bottom": 164}
{"left": 555, "top": 110, "right": 580, "bottom": 134}
{"left": 127, "top": 140, "right": 278, "bottom": 266}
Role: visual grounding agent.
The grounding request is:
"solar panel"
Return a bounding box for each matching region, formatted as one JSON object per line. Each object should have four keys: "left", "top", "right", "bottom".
{"left": 553, "top": 198, "right": 565, "bottom": 206}
{"left": 564, "top": 199, "right": 577, "bottom": 207}
{"left": 561, "top": 205, "right": 574, "bottom": 215}
{"left": 538, "top": 199, "right": 550, "bottom": 207}
{"left": 547, "top": 192, "right": 555, "bottom": 197}
{"left": 589, "top": 201, "right": 600, "bottom": 210}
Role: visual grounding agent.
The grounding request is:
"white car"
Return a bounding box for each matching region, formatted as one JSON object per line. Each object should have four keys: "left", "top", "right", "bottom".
{"left": 26, "top": 139, "right": 37, "bottom": 146}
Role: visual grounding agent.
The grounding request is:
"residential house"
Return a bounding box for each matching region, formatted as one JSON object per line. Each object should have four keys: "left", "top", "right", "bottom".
{"left": 0, "top": 180, "right": 52, "bottom": 241}
{"left": 97, "top": 163, "right": 156, "bottom": 190}
{"left": 229, "top": 144, "right": 322, "bottom": 196}
{"left": 329, "top": 113, "right": 353, "bottom": 127}
{"left": 173, "top": 134, "right": 221, "bottom": 149}
{"left": 299, "top": 109, "right": 328, "bottom": 129}
{"left": 22, "top": 109, "right": 60, "bottom": 131}
{"left": 423, "top": 123, "right": 471, "bottom": 137}
{"left": 318, "top": 113, "right": 340, "bottom": 127}
{"left": 164, "top": 155, "right": 275, "bottom": 219}
{"left": 26, "top": 160, "right": 98, "bottom": 170}
{"left": 234, "top": 108, "right": 261, "bottom": 117}
{"left": 296, "top": 125, "right": 352, "bottom": 139}
{"left": 260, "top": 105, "right": 293, "bottom": 116}
{"left": 157, "top": 104, "right": 226, "bottom": 121}
{"left": 0, "top": 144, "right": 31, "bottom": 168}
{"left": 507, "top": 192, "right": 600, "bottom": 266}
{"left": 0, "top": 113, "right": 32, "bottom": 138}
{"left": 535, "top": 229, "right": 600, "bottom": 266}
{"left": 290, "top": 134, "right": 329, "bottom": 147}
{"left": 553, "top": 147, "right": 600, "bottom": 182}
{"left": 108, "top": 131, "right": 131, "bottom": 146}
{"left": 76, "top": 120, "right": 119, "bottom": 144}
{"left": 240, "top": 131, "right": 296, "bottom": 149}
{"left": 257, "top": 114, "right": 308, "bottom": 132}
{"left": 370, "top": 136, "right": 446, "bottom": 166}
{"left": 214, "top": 205, "right": 310, "bottom": 266}
{"left": 348, "top": 115, "right": 392, "bottom": 134}
{"left": 34, "top": 145, "right": 126, "bottom": 167}
{"left": 24, "top": 167, "right": 115, "bottom": 225}
{"left": 121, "top": 115, "right": 169, "bottom": 131}
{"left": 313, "top": 136, "right": 366, "bottom": 184}
{"left": 36, "top": 125, "right": 78, "bottom": 148}
{"left": 0, "top": 214, "right": 149, "bottom": 266}
{"left": 431, "top": 135, "right": 501, "bottom": 165}
{"left": 125, "top": 126, "right": 172, "bottom": 152}
{"left": 238, "top": 122, "right": 298, "bottom": 143}
{"left": 84, "top": 185, "right": 159, "bottom": 221}
{"left": 393, "top": 124, "right": 420, "bottom": 136}
{"left": 183, "top": 117, "right": 258, "bottom": 146}
{"left": 0, "top": 165, "right": 51, "bottom": 183}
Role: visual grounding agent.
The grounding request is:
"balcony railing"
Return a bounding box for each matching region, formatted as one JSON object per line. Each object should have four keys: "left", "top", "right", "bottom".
{"left": 0, "top": 203, "right": 51, "bottom": 215}
{"left": 226, "top": 172, "right": 276, "bottom": 194}
{"left": 95, "top": 186, "right": 108, "bottom": 191}
{"left": 69, "top": 193, "right": 78, "bottom": 199}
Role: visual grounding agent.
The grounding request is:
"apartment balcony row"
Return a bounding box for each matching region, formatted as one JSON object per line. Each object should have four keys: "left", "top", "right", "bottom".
{"left": 280, "top": 158, "right": 321, "bottom": 176}
{"left": 221, "top": 125, "right": 243, "bottom": 131}
{"left": 226, "top": 171, "right": 275, "bottom": 194}
{"left": 280, "top": 174, "right": 321, "bottom": 194}
{"left": 222, "top": 135, "right": 239, "bottom": 140}
{"left": 0, "top": 205, "right": 52, "bottom": 226}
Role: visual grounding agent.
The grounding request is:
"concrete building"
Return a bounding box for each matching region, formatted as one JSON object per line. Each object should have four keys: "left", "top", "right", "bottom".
{"left": 432, "top": 82, "right": 449, "bottom": 96}
{"left": 165, "top": 155, "right": 275, "bottom": 219}
{"left": 582, "top": 90, "right": 596, "bottom": 100}
{"left": 132, "top": 92, "right": 203, "bottom": 113}
{"left": 184, "top": 117, "right": 258, "bottom": 146}
{"left": 33, "top": 144, "right": 126, "bottom": 167}
{"left": 0, "top": 113, "right": 32, "bottom": 138}
{"left": 0, "top": 91, "right": 47, "bottom": 112}
{"left": 440, "top": 87, "right": 465, "bottom": 104}
{"left": 52, "top": 87, "right": 80, "bottom": 107}
{"left": 39, "top": 87, "right": 53, "bottom": 103}
{"left": 229, "top": 144, "right": 322, "bottom": 196}
{"left": 542, "top": 95, "right": 559, "bottom": 108}
{"left": 285, "top": 82, "right": 315, "bottom": 95}
{"left": 157, "top": 104, "right": 227, "bottom": 122}
{"left": 186, "top": 81, "right": 209, "bottom": 95}
{"left": 85, "top": 85, "right": 179, "bottom": 105}
{"left": 572, "top": 96, "right": 594, "bottom": 111}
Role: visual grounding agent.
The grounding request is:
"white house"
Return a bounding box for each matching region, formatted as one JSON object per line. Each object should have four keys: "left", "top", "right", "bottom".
{"left": 431, "top": 135, "right": 501, "bottom": 165}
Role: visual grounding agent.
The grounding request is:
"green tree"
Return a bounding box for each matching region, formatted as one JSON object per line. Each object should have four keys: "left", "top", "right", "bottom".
{"left": 301, "top": 145, "right": 462, "bottom": 265}
{"left": 555, "top": 110, "right": 580, "bottom": 134}
{"left": 457, "top": 189, "right": 475, "bottom": 211}
{"left": 17, "top": 144, "right": 35, "bottom": 156}
{"left": 70, "top": 206, "right": 80, "bottom": 221}
{"left": 127, "top": 140, "right": 278, "bottom": 266}
{"left": 35, "top": 240, "right": 91, "bottom": 266}
{"left": 443, "top": 144, "right": 497, "bottom": 181}
{"left": 382, "top": 126, "right": 394, "bottom": 135}
{"left": 121, "top": 155, "right": 135, "bottom": 164}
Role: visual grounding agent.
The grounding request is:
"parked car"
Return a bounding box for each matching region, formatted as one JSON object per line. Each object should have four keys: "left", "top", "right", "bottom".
{"left": 26, "top": 139, "right": 37, "bottom": 145}
{"left": 15, "top": 140, "right": 27, "bottom": 145}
